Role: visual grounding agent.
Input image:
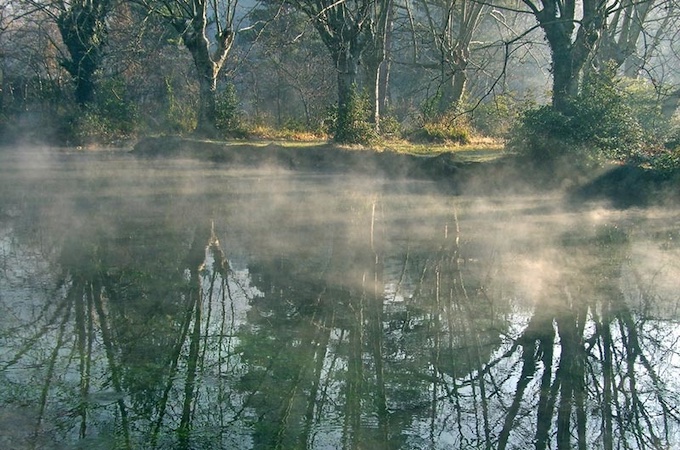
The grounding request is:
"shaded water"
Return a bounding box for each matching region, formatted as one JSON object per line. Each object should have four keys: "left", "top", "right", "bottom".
{"left": 1, "top": 148, "right": 679, "bottom": 449}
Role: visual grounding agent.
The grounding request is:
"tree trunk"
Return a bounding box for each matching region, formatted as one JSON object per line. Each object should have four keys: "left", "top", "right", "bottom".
{"left": 57, "top": 1, "right": 111, "bottom": 107}
{"left": 531, "top": 0, "right": 605, "bottom": 114}
{"left": 551, "top": 42, "right": 579, "bottom": 114}
{"left": 364, "top": 56, "right": 383, "bottom": 130}
{"left": 437, "top": 63, "right": 468, "bottom": 115}
{"left": 195, "top": 65, "right": 218, "bottom": 137}
{"left": 334, "top": 45, "right": 360, "bottom": 143}
{"left": 183, "top": 23, "right": 219, "bottom": 137}
{"left": 363, "top": 0, "right": 393, "bottom": 132}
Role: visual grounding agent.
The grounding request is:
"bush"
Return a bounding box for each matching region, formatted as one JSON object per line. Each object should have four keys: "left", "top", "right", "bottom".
{"left": 331, "top": 87, "right": 378, "bottom": 145}
{"left": 509, "top": 70, "right": 643, "bottom": 170}
{"left": 68, "top": 77, "right": 139, "bottom": 145}
{"left": 408, "top": 115, "right": 471, "bottom": 145}
{"left": 471, "top": 94, "right": 526, "bottom": 138}
{"left": 216, "top": 83, "right": 246, "bottom": 137}
{"left": 163, "top": 77, "right": 197, "bottom": 134}
{"left": 378, "top": 115, "right": 402, "bottom": 138}
{"left": 620, "top": 78, "right": 674, "bottom": 145}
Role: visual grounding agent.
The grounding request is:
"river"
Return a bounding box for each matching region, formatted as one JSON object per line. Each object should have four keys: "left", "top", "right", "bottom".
{"left": 1, "top": 148, "right": 679, "bottom": 449}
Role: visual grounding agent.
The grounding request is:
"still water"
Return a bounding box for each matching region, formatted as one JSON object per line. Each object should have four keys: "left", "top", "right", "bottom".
{"left": 1, "top": 148, "right": 679, "bottom": 449}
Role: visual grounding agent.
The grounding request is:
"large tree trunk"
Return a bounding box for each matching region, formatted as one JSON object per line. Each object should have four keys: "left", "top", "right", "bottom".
{"left": 175, "top": 11, "right": 234, "bottom": 138}
{"left": 363, "top": 0, "right": 393, "bottom": 132}
{"left": 194, "top": 62, "right": 219, "bottom": 137}
{"left": 364, "top": 55, "right": 388, "bottom": 131}
{"left": 334, "top": 44, "right": 361, "bottom": 143}
{"left": 182, "top": 23, "right": 219, "bottom": 137}
{"left": 437, "top": 50, "right": 468, "bottom": 115}
{"left": 530, "top": 0, "right": 605, "bottom": 114}
{"left": 551, "top": 42, "right": 580, "bottom": 114}
{"left": 57, "top": 0, "right": 111, "bottom": 107}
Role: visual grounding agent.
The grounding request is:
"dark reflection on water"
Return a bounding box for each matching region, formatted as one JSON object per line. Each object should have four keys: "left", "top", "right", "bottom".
{"left": 1, "top": 150, "right": 679, "bottom": 449}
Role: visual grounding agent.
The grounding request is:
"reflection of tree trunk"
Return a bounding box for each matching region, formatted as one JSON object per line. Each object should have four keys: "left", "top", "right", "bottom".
{"left": 75, "top": 281, "right": 93, "bottom": 439}
{"left": 534, "top": 334, "right": 556, "bottom": 450}
{"left": 92, "top": 279, "right": 132, "bottom": 450}
{"left": 555, "top": 300, "right": 586, "bottom": 450}
{"left": 368, "top": 201, "right": 388, "bottom": 439}
{"left": 597, "top": 301, "right": 614, "bottom": 450}
{"left": 300, "top": 314, "right": 332, "bottom": 448}
{"left": 34, "top": 289, "right": 73, "bottom": 444}
{"left": 497, "top": 309, "right": 553, "bottom": 450}
{"left": 150, "top": 284, "right": 198, "bottom": 448}
{"left": 344, "top": 299, "right": 363, "bottom": 449}
{"left": 616, "top": 301, "right": 670, "bottom": 447}
{"left": 177, "top": 285, "right": 202, "bottom": 448}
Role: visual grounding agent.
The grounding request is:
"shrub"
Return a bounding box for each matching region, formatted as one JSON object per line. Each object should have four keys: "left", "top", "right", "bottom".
{"left": 331, "top": 87, "right": 378, "bottom": 145}
{"left": 216, "top": 83, "right": 246, "bottom": 137}
{"left": 620, "top": 78, "right": 673, "bottom": 145}
{"left": 408, "top": 114, "right": 471, "bottom": 145}
{"left": 378, "top": 115, "right": 402, "bottom": 138}
{"left": 163, "top": 77, "right": 197, "bottom": 134}
{"left": 471, "top": 94, "right": 526, "bottom": 138}
{"left": 67, "top": 77, "right": 139, "bottom": 145}
{"left": 509, "top": 70, "right": 643, "bottom": 170}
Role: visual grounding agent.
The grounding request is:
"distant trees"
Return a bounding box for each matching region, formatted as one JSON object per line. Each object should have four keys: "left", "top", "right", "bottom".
{"left": 1, "top": 0, "right": 679, "bottom": 158}
{"left": 238, "top": 4, "right": 336, "bottom": 128}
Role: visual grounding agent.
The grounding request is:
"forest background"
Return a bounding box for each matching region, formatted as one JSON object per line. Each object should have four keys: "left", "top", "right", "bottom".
{"left": 1, "top": 0, "right": 680, "bottom": 171}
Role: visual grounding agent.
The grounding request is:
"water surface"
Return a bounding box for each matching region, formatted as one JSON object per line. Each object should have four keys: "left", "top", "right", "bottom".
{"left": 1, "top": 148, "right": 679, "bottom": 449}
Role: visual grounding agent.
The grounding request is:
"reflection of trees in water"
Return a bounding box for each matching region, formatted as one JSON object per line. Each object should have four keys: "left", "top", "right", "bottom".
{"left": 237, "top": 203, "right": 680, "bottom": 449}
{"left": 238, "top": 199, "right": 392, "bottom": 449}
{"left": 236, "top": 200, "right": 511, "bottom": 449}
{"left": 0, "top": 216, "right": 251, "bottom": 449}
{"left": 493, "top": 226, "right": 680, "bottom": 450}
{"left": 2, "top": 182, "right": 679, "bottom": 449}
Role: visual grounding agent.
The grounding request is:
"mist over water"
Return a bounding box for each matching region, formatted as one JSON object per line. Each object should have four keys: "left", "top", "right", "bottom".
{"left": 1, "top": 147, "right": 679, "bottom": 449}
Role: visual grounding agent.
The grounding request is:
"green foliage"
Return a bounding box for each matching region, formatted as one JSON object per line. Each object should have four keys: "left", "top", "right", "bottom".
{"left": 510, "top": 70, "right": 643, "bottom": 169}
{"left": 408, "top": 91, "right": 472, "bottom": 144}
{"left": 408, "top": 114, "right": 471, "bottom": 145}
{"left": 420, "top": 91, "right": 443, "bottom": 123}
{"left": 471, "top": 94, "right": 526, "bottom": 137}
{"left": 164, "top": 77, "right": 196, "bottom": 134}
{"left": 378, "top": 115, "right": 402, "bottom": 138}
{"left": 332, "top": 87, "right": 378, "bottom": 145}
{"left": 69, "top": 77, "right": 139, "bottom": 144}
{"left": 215, "top": 83, "right": 245, "bottom": 137}
{"left": 619, "top": 79, "right": 670, "bottom": 142}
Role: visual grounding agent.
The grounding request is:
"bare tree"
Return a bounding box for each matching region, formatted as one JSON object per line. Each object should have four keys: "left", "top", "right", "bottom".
{"left": 283, "top": 0, "right": 391, "bottom": 142}
{"left": 420, "top": 0, "right": 487, "bottom": 114}
{"left": 135, "top": 0, "right": 251, "bottom": 136}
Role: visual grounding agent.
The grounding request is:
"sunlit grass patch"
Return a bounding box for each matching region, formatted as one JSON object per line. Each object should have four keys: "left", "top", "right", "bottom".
{"left": 377, "top": 136, "right": 507, "bottom": 161}
{"left": 246, "top": 123, "right": 329, "bottom": 142}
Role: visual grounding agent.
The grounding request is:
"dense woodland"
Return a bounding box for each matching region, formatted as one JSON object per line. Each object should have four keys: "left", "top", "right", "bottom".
{"left": 0, "top": 0, "right": 679, "bottom": 169}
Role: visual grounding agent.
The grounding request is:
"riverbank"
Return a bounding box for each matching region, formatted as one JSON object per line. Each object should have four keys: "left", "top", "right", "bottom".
{"left": 132, "top": 136, "right": 522, "bottom": 192}
{"left": 131, "top": 136, "right": 680, "bottom": 208}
